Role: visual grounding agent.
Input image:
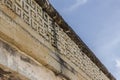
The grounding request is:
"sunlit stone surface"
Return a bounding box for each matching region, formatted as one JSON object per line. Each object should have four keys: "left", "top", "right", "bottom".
{"left": 0, "top": 0, "right": 115, "bottom": 80}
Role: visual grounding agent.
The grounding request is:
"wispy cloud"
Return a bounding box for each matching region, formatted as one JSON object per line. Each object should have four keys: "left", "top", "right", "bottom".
{"left": 115, "top": 59, "right": 120, "bottom": 79}
{"left": 71, "top": 0, "right": 87, "bottom": 10}
{"left": 116, "top": 59, "right": 120, "bottom": 68}
{"left": 65, "top": 0, "right": 87, "bottom": 12}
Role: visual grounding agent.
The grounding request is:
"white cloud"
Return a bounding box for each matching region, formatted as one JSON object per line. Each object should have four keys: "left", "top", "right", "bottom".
{"left": 116, "top": 59, "right": 120, "bottom": 68}
{"left": 67, "top": 0, "right": 87, "bottom": 12}
{"left": 115, "top": 59, "right": 120, "bottom": 79}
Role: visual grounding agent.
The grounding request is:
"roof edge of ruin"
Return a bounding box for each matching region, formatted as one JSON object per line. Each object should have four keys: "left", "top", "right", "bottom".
{"left": 35, "top": 0, "right": 116, "bottom": 79}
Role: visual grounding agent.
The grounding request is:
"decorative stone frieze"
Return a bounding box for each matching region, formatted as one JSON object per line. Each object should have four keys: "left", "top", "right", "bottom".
{"left": 0, "top": 0, "right": 115, "bottom": 80}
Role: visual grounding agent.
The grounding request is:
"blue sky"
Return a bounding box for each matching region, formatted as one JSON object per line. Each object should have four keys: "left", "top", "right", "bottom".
{"left": 49, "top": 0, "right": 120, "bottom": 79}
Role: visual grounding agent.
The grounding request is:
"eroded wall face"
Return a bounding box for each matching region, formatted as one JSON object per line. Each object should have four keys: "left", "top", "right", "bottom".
{"left": 0, "top": 40, "right": 68, "bottom": 80}
{"left": 0, "top": 0, "right": 113, "bottom": 80}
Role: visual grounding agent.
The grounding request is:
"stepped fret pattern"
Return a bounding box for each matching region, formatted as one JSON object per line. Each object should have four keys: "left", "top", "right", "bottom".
{"left": 0, "top": 0, "right": 110, "bottom": 80}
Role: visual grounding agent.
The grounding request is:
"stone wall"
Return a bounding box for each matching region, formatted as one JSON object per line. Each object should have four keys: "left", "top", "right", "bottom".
{"left": 0, "top": 39, "right": 68, "bottom": 80}
{"left": 0, "top": 0, "right": 115, "bottom": 80}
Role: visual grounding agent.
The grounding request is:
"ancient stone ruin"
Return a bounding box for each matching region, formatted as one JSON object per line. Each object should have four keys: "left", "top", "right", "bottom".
{"left": 0, "top": 0, "right": 116, "bottom": 80}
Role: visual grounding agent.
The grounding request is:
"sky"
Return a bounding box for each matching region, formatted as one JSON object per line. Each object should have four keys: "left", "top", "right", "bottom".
{"left": 49, "top": 0, "right": 120, "bottom": 80}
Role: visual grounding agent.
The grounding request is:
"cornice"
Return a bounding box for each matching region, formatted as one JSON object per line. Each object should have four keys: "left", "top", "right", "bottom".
{"left": 35, "top": 0, "right": 116, "bottom": 80}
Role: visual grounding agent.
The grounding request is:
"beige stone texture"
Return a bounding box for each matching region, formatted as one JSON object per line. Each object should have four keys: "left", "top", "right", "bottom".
{"left": 0, "top": 0, "right": 115, "bottom": 80}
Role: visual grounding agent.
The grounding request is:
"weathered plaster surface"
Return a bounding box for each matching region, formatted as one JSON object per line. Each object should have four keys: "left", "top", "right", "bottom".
{"left": 0, "top": 39, "right": 68, "bottom": 80}
{"left": 0, "top": 0, "right": 115, "bottom": 80}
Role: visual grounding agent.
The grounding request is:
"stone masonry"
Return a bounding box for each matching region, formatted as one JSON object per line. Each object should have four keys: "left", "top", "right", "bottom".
{"left": 0, "top": 0, "right": 116, "bottom": 80}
